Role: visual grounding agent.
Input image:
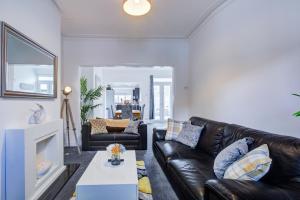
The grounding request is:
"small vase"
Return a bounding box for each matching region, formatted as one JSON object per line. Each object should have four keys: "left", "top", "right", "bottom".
{"left": 111, "top": 153, "right": 121, "bottom": 166}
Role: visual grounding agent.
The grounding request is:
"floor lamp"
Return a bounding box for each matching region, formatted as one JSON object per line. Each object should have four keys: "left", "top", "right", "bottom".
{"left": 61, "top": 86, "right": 81, "bottom": 154}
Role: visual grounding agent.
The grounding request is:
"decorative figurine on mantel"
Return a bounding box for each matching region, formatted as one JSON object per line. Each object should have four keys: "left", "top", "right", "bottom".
{"left": 28, "top": 104, "right": 46, "bottom": 124}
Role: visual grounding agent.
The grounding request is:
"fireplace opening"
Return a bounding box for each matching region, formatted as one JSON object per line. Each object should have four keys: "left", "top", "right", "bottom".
{"left": 36, "top": 134, "right": 59, "bottom": 183}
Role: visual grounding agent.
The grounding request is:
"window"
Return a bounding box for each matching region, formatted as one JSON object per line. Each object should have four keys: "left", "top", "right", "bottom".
{"left": 38, "top": 76, "right": 53, "bottom": 81}
{"left": 153, "top": 78, "right": 173, "bottom": 121}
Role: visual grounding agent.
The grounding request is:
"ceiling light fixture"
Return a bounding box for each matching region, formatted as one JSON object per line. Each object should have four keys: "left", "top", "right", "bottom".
{"left": 123, "top": 0, "right": 151, "bottom": 16}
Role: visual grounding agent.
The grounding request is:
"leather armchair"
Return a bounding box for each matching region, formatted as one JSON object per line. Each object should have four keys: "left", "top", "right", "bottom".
{"left": 82, "top": 122, "right": 147, "bottom": 151}
{"left": 138, "top": 123, "right": 148, "bottom": 149}
{"left": 81, "top": 123, "right": 91, "bottom": 151}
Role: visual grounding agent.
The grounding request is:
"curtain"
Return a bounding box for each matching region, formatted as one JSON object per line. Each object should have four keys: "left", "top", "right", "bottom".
{"left": 149, "top": 75, "right": 154, "bottom": 119}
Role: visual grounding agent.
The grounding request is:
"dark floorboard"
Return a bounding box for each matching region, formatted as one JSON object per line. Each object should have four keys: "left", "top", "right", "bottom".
{"left": 54, "top": 122, "right": 178, "bottom": 200}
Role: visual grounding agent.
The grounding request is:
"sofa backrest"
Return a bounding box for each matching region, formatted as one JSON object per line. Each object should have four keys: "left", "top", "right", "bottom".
{"left": 190, "top": 117, "right": 227, "bottom": 157}
{"left": 222, "top": 124, "right": 300, "bottom": 183}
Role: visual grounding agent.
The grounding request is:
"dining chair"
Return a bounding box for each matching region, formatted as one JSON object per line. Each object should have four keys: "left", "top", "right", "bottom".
{"left": 132, "top": 104, "right": 140, "bottom": 111}
{"left": 141, "top": 104, "right": 146, "bottom": 120}
{"left": 110, "top": 105, "right": 116, "bottom": 119}
{"left": 121, "top": 104, "right": 133, "bottom": 119}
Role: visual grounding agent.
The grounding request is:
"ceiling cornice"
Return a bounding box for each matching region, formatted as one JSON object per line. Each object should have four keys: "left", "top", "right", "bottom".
{"left": 62, "top": 34, "right": 187, "bottom": 40}
{"left": 188, "top": 0, "right": 234, "bottom": 38}
{"left": 52, "top": 0, "right": 63, "bottom": 14}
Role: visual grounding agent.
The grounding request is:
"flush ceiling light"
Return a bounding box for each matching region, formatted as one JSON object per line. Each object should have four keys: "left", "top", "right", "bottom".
{"left": 123, "top": 0, "right": 151, "bottom": 16}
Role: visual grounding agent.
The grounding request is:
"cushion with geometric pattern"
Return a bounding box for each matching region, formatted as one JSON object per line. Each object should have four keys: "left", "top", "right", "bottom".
{"left": 224, "top": 144, "right": 272, "bottom": 181}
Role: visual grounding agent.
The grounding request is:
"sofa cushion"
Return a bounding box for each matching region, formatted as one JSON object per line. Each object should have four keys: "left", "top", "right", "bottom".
{"left": 213, "top": 137, "right": 254, "bottom": 179}
{"left": 167, "top": 159, "right": 216, "bottom": 200}
{"left": 222, "top": 124, "right": 300, "bottom": 183}
{"left": 154, "top": 140, "right": 213, "bottom": 163}
{"left": 89, "top": 119, "right": 108, "bottom": 134}
{"left": 89, "top": 140, "right": 140, "bottom": 147}
{"left": 105, "top": 119, "right": 130, "bottom": 127}
{"left": 124, "top": 120, "right": 141, "bottom": 134}
{"left": 190, "top": 117, "right": 227, "bottom": 157}
{"left": 224, "top": 144, "right": 272, "bottom": 181}
{"left": 165, "top": 119, "right": 185, "bottom": 140}
{"left": 205, "top": 179, "right": 300, "bottom": 200}
{"left": 175, "top": 123, "right": 204, "bottom": 148}
{"left": 154, "top": 140, "right": 189, "bottom": 162}
{"left": 90, "top": 133, "right": 140, "bottom": 141}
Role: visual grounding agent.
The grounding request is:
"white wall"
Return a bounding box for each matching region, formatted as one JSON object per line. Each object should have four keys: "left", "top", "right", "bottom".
{"left": 62, "top": 38, "right": 189, "bottom": 145}
{"left": 189, "top": 0, "right": 300, "bottom": 137}
{"left": 0, "top": 0, "right": 61, "bottom": 199}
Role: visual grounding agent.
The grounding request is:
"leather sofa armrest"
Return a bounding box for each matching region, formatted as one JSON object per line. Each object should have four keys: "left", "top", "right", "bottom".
{"left": 81, "top": 123, "right": 91, "bottom": 151}
{"left": 204, "top": 179, "right": 236, "bottom": 200}
{"left": 204, "top": 179, "right": 295, "bottom": 200}
{"left": 153, "top": 128, "right": 167, "bottom": 143}
{"left": 138, "top": 123, "right": 147, "bottom": 150}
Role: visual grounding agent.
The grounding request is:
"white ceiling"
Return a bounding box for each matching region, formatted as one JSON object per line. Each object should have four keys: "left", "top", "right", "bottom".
{"left": 54, "top": 0, "right": 226, "bottom": 39}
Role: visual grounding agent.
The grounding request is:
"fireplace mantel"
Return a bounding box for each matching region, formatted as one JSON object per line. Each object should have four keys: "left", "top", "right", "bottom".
{"left": 5, "top": 120, "right": 65, "bottom": 200}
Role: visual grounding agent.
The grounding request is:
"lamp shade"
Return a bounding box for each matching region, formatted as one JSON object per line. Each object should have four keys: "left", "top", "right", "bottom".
{"left": 123, "top": 0, "right": 151, "bottom": 16}
{"left": 63, "top": 86, "right": 72, "bottom": 96}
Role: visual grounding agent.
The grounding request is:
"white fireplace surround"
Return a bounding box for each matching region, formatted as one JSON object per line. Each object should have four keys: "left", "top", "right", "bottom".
{"left": 5, "top": 120, "right": 65, "bottom": 200}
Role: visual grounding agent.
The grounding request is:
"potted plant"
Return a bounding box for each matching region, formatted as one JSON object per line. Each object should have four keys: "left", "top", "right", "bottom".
{"left": 107, "top": 144, "right": 126, "bottom": 166}
{"left": 80, "top": 76, "right": 103, "bottom": 125}
{"left": 293, "top": 93, "right": 300, "bottom": 117}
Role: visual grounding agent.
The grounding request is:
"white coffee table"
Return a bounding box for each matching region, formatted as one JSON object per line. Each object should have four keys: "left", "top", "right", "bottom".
{"left": 76, "top": 150, "right": 138, "bottom": 200}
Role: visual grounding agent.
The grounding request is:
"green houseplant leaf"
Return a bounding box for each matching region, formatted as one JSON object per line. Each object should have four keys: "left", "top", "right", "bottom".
{"left": 80, "top": 77, "right": 88, "bottom": 99}
{"left": 293, "top": 111, "right": 300, "bottom": 117}
{"left": 292, "top": 93, "right": 300, "bottom": 118}
{"left": 80, "top": 77, "right": 103, "bottom": 125}
{"left": 292, "top": 93, "right": 300, "bottom": 98}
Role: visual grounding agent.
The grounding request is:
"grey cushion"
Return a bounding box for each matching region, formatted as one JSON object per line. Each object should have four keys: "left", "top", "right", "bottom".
{"left": 213, "top": 137, "right": 254, "bottom": 179}
{"left": 124, "top": 120, "right": 141, "bottom": 134}
{"left": 175, "top": 123, "right": 204, "bottom": 148}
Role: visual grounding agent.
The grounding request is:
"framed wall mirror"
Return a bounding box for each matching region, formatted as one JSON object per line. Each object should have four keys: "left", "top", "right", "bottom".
{"left": 0, "top": 22, "right": 57, "bottom": 98}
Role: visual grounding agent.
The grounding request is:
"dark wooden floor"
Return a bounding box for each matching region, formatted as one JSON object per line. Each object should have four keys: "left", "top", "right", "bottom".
{"left": 54, "top": 123, "right": 178, "bottom": 200}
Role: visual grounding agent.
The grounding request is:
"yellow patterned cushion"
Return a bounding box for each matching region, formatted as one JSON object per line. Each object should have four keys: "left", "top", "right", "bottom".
{"left": 89, "top": 119, "right": 108, "bottom": 134}
{"left": 224, "top": 144, "right": 272, "bottom": 181}
{"left": 105, "top": 119, "right": 130, "bottom": 128}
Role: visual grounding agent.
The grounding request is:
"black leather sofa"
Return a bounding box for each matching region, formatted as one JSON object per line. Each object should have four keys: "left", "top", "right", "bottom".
{"left": 153, "top": 116, "right": 300, "bottom": 200}
{"left": 82, "top": 122, "right": 147, "bottom": 151}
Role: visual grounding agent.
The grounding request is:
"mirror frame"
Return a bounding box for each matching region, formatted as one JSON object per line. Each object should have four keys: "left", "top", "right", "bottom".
{"left": 0, "top": 22, "right": 57, "bottom": 98}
